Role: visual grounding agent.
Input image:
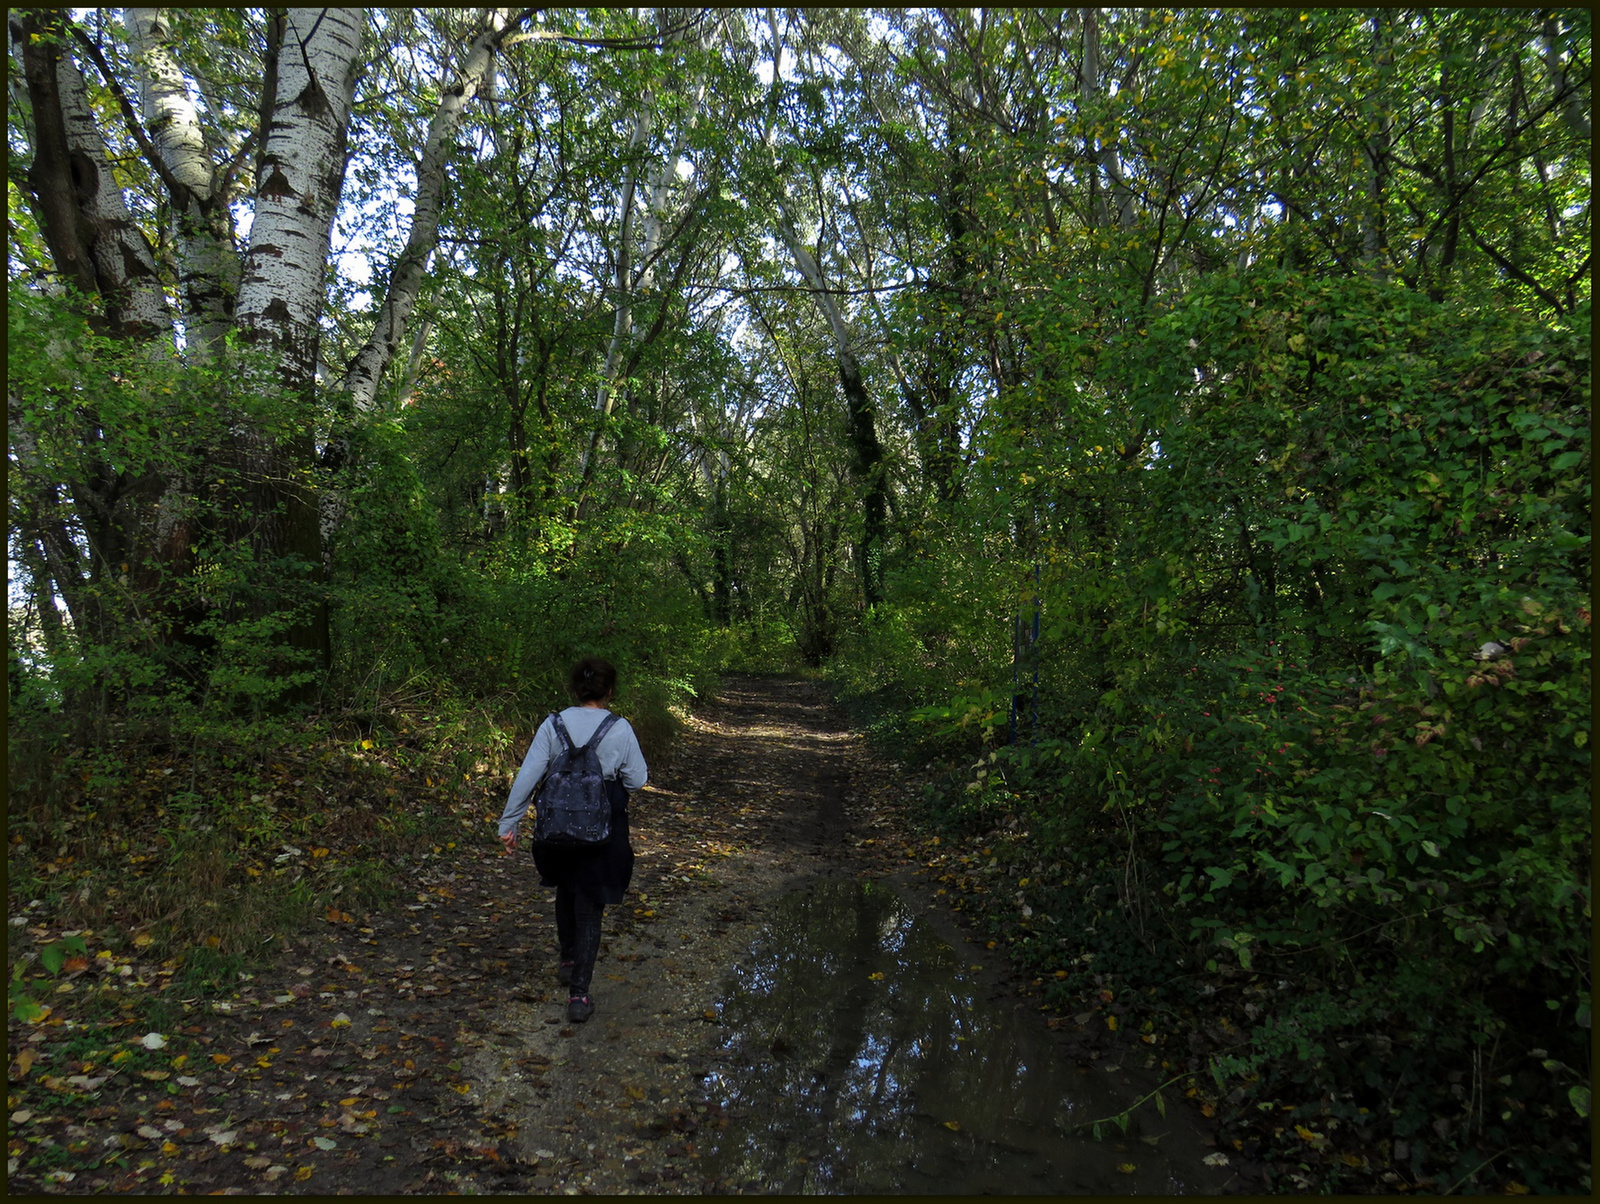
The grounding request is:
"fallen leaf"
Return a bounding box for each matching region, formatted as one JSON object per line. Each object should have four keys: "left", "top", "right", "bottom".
{"left": 140, "top": 1069, "right": 170, "bottom": 1081}
{"left": 1117, "top": 1162, "right": 1137, "bottom": 1174}
{"left": 295, "top": 1165, "right": 313, "bottom": 1181}
{"left": 140, "top": 1032, "right": 168, "bottom": 1050}
{"left": 243, "top": 1156, "right": 272, "bottom": 1170}
{"left": 1203, "top": 1152, "right": 1230, "bottom": 1167}
{"left": 312, "top": 1136, "right": 337, "bottom": 1151}
{"left": 943, "top": 1120, "right": 961, "bottom": 1131}
{"left": 11, "top": 1049, "right": 34, "bottom": 1079}
{"left": 263, "top": 1165, "right": 289, "bottom": 1180}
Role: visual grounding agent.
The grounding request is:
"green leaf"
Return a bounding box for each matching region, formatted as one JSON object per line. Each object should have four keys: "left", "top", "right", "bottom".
{"left": 1570, "top": 1085, "right": 1591, "bottom": 1120}
{"left": 39, "top": 943, "right": 64, "bottom": 976}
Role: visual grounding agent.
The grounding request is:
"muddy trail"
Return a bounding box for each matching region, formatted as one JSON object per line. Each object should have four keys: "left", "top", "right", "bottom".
{"left": 8, "top": 676, "right": 1240, "bottom": 1194}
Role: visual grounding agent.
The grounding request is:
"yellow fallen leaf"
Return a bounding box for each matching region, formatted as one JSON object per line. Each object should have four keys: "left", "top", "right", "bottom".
{"left": 1505, "top": 1185, "right": 1530, "bottom": 1196}
{"left": 943, "top": 1120, "right": 961, "bottom": 1131}
{"left": 295, "top": 1166, "right": 314, "bottom": 1181}
{"left": 1118, "top": 1162, "right": 1137, "bottom": 1174}
{"left": 1340, "top": 1153, "right": 1363, "bottom": 1167}
{"left": 1106, "top": 1015, "right": 1119, "bottom": 1031}
{"left": 312, "top": 848, "right": 330, "bottom": 859}
{"left": 868, "top": 972, "right": 885, "bottom": 981}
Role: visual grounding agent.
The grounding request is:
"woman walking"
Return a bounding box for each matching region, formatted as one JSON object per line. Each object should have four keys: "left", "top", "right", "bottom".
{"left": 498, "top": 657, "right": 648, "bottom": 1022}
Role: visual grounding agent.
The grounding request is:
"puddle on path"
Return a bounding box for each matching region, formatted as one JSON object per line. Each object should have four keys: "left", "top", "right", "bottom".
{"left": 698, "top": 879, "right": 1229, "bottom": 1195}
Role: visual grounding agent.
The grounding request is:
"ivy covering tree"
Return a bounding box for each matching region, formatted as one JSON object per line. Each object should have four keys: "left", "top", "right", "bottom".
{"left": 8, "top": 7, "right": 1589, "bottom": 1194}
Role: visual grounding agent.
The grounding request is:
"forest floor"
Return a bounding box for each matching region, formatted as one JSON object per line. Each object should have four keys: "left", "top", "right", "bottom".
{"left": 9, "top": 676, "right": 1288, "bottom": 1195}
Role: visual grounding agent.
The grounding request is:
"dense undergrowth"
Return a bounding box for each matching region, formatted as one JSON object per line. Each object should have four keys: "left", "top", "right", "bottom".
{"left": 7, "top": 424, "right": 725, "bottom": 1008}
{"left": 824, "top": 279, "right": 1592, "bottom": 1194}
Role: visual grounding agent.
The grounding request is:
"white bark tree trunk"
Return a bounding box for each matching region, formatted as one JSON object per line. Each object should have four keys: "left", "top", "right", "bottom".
{"left": 1081, "top": 8, "right": 1134, "bottom": 232}
{"left": 17, "top": 11, "right": 173, "bottom": 339}
{"left": 125, "top": 7, "right": 239, "bottom": 358}
{"left": 234, "top": 7, "right": 364, "bottom": 389}
{"left": 340, "top": 7, "right": 517, "bottom": 411}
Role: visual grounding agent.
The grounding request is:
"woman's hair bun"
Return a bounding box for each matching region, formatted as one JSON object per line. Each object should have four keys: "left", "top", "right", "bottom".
{"left": 569, "top": 656, "right": 617, "bottom": 702}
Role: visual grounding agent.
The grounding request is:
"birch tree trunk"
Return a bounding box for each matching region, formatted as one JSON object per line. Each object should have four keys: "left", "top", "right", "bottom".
{"left": 11, "top": 9, "right": 172, "bottom": 340}
{"left": 576, "top": 8, "right": 719, "bottom": 513}
{"left": 339, "top": 7, "right": 518, "bottom": 412}
{"left": 231, "top": 6, "right": 366, "bottom": 678}
{"left": 235, "top": 8, "right": 363, "bottom": 389}
{"left": 1081, "top": 8, "right": 1134, "bottom": 233}
{"left": 125, "top": 6, "right": 239, "bottom": 358}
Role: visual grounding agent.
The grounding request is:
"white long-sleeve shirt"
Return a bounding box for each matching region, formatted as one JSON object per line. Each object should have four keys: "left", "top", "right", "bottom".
{"left": 496, "top": 707, "right": 648, "bottom": 839}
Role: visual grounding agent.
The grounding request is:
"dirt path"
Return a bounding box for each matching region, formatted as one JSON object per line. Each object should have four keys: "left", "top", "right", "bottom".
{"left": 8, "top": 676, "right": 1234, "bottom": 1194}
{"left": 458, "top": 674, "right": 893, "bottom": 1193}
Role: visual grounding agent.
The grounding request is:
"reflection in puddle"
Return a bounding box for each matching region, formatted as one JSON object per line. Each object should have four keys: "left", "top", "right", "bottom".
{"left": 700, "top": 879, "right": 1227, "bottom": 1195}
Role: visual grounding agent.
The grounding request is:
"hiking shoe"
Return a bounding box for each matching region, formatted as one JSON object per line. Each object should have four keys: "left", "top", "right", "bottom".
{"left": 567, "top": 995, "right": 595, "bottom": 1024}
{"left": 557, "top": 961, "right": 574, "bottom": 986}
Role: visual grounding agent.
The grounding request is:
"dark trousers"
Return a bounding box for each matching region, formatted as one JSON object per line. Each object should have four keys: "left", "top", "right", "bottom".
{"left": 555, "top": 885, "right": 604, "bottom": 996}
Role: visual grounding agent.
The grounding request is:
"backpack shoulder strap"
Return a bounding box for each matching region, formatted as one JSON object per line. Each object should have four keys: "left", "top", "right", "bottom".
{"left": 548, "top": 712, "right": 574, "bottom": 753}
{"left": 580, "top": 711, "right": 622, "bottom": 752}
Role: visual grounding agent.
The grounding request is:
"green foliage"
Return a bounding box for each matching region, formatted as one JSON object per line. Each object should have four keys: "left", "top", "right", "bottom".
{"left": 9, "top": 935, "right": 90, "bottom": 1023}
{"left": 851, "top": 272, "right": 1590, "bottom": 1187}
{"left": 8, "top": 286, "right": 329, "bottom": 729}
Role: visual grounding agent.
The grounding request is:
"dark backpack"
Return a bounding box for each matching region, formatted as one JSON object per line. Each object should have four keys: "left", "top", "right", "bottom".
{"left": 531, "top": 711, "right": 621, "bottom": 847}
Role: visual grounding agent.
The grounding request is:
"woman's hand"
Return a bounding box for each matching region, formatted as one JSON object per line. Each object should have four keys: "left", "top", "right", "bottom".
{"left": 500, "top": 831, "right": 516, "bottom": 854}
